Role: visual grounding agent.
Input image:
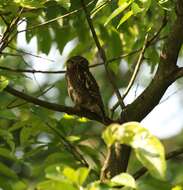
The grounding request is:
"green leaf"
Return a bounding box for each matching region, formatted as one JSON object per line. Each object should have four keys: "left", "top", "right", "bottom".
{"left": 0, "top": 147, "right": 16, "bottom": 161}
{"left": 0, "top": 129, "right": 15, "bottom": 151}
{"left": 20, "top": 126, "right": 32, "bottom": 146}
{"left": 0, "top": 162, "right": 18, "bottom": 179}
{"left": 102, "top": 122, "right": 167, "bottom": 180}
{"left": 133, "top": 132, "right": 167, "bottom": 180}
{"left": 37, "top": 180, "right": 77, "bottom": 190}
{"left": 0, "top": 76, "right": 9, "bottom": 91}
{"left": 139, "top": 0, "right": 152, "bottom": 10}
{"left": 63, "top": 167, "right": 90, "bottom": 186}
{"left": 91, "top": 0, "right": 109, "bottom": 18}
{"left": 13, "top": 181, "right": 27, "bottom": 190}
{"left": 131, "top": 3, "right": 143, "bottom": 14}
{"left": 76, "top": 167, "right": 90, "bottom": 186}
{"left": 104, "top": 0, "right": 133, "bottom": 26}
{"left": 111, "top": 173, "right": 136, "bottom": 188}
{"left": 18, "top": 0, "right": 47, "bottom": 9}
{"left": 55, "top": 0, "right": 71, "bottom": 10}
{"left": 63, "top": 167, "right": 77, "bottom": 183}
{"left": 117, "top": 10, "right": 133, "bottom": 28}
{"left": 102, "top": 123, "right": 118, "bottom": 147}
{"left": 0, "top": 109, "right": 17, "bottom": 120}
{"left": 45, "top": 164, "right": 65, "bottom": 181}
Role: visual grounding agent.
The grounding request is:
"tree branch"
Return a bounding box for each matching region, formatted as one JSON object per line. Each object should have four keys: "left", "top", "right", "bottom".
{"left": 4, "top": 85, "right": 113, "bottom": 125}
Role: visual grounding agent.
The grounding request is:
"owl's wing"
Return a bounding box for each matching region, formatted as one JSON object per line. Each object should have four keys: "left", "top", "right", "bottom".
{"left": 83, "top": 68, "right": 105, "bottom": 112}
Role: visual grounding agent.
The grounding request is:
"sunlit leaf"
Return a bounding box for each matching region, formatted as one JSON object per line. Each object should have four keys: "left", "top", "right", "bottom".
{"left": 76, "top": 167, "right": 90, "bottom": 186}
{"left": 0, "top": 76, "right": 9, "bottom": 91}
{"left": 55, "top": 0, "right": 71, "bottom": 10}
{"left": 117, "top": 10, "right": 133, "bottom": 28}
{"left": 16, "top": 0, "right": 47, "bottom": 8}
{"left": 131, "top": 2, "right": 143, "bottom": 14}
{"left": 104, "top": 0, "right": 133, "bottom": 26}
{"left": 111, "top": 173, "right": 136, "bottom": 188}
{"left": 102, "top": 122, "right": 167, "bottom": 180}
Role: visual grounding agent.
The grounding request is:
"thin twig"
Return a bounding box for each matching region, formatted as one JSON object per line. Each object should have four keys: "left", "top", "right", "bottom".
{"left": 8, "top": 46, "right": 55, "bottom": 62}
{"left": 7, "top": 85, "right": 55, "bottom": 109}
{"left": 1, "top": 51, "right": 55, "bottom": 62}
{"left": 80, "top": 0, "right": 125, "bottom": 110}
{"left": 0, "top": 66, "right": 66, "bottom": 74}
{"left": 0, "top": 15, "right": 9, "bottom": 25}
{"left": 45, "top": 122, "right": 89, "bottom": 167}
{"left": 0, "top": 8, "right": 24, "bottom": 53}
{"left": 111, "top": 34, "right": 149, "bottom": 114}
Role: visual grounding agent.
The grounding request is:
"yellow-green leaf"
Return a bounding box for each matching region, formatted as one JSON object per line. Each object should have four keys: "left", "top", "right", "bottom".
{"left": 104, "top": 0, "right": 133, "bottom": 26}
{"left": 111, "top": 173, "right": 136, "bottom": 188}
{"left": 0, "top": 76, "right": 9, "bottom": 91}
{"left": 117, "top": 10, "right": 133, "bottom": 28}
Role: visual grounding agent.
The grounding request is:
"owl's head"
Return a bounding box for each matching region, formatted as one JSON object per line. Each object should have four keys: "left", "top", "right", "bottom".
{"left": 66, "top": 56, "right": 89, "bottom": 70}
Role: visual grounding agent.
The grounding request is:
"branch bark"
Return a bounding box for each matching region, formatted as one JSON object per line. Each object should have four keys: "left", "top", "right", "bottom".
{"left": 4, "top": 85, "right": 113, "bottom": 125}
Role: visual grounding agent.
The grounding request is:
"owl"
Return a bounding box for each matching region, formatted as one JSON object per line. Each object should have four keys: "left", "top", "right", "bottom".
{"left": 66, "top": 56, "right": 105, "bottom": 118}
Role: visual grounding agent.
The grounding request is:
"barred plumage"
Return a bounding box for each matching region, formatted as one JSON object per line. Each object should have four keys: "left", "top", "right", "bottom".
{"left": 66, "top": 56, "right": 105, "bottom": 118}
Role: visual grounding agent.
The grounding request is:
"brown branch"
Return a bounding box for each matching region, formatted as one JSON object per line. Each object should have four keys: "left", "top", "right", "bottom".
{"left": 6, "top": 85, "right": 55, "bottom": 109}
{"left": 0, "top": 66, "right": 66, "bottom": 74}
{"left": 4, "top": 85, "right": 113, "bottom": 125}
{"left": 134, "top": 147, "right": 183, "bottom": 180}
{"left": 174, "top": 67, "right": 183, "bottom": 80}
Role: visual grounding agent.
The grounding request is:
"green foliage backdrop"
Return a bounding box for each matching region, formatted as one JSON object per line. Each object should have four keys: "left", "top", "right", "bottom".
{"left": 0, "top": 0, "right": 183, "bottom": 190}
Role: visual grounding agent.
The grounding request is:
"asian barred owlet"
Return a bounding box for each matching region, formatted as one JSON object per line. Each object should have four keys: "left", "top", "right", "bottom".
{"left": 66, "top": 56, "right": 105, "bottom": 118}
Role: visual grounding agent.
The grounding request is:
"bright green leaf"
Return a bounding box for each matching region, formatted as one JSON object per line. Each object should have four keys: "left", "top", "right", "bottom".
{"left": 91, "top": 0, "right": 109, "bottom": 18}
{"left": 134, "top": 132, "right": 167, "bottom": 180}
{"left": 0, "top": 76, "right": 9, "bottom": 91}
{"left": 104, "top": 0, "right": 133, "bottom": 26}
{"left": 16, "top": 0, "right": 47, "bottom": 8}
{"left": 63, "top": 167, "right": 77, "bottom": 184}
{"left": 117, "top": 10, "right": 133, "bottom": 28}
{"left": 131, "top": 3, "right": 143, "bottom": 14}
{"left": 55, "top": 0, "right": 71, "bottom": 10}
{"left": 45, "top": 164, "right": 65, "bottom": 181}
{"left": 66, "top": 135, "right": 81, "bottom": 142}
{"left": 102, "top": 122, "right": 167, "bottom": 180}
{"left": 76, "top": 167, "right": 90, "bottom": 186}
{"left": 111, "top": 173, "right": 136, "bottom": 188}
{"left": 102, "top": 123, "right": 118, "bottom": 147}
{"left": 0, "top": 147, "right": 16, "bottom": 161}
